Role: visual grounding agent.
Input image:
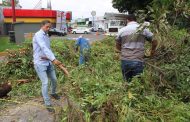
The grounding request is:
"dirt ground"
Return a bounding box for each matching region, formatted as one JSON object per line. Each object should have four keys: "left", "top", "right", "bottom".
{"left": 0, "top": 96, "right": 68, "bottom": 122}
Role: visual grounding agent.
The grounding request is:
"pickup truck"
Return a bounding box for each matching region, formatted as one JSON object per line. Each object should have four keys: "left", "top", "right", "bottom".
{"left": 48, "top": 28, "right": 67, "bottom": 36}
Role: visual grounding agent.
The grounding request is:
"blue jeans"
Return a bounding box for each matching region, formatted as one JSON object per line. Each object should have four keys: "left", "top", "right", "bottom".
{"left": 121, "top": 60, "right": 144, "bottom": 82}
{"left": 34, "top": 63, "right": 57, "bottom": 105}
{"left": 79, "top": 54, "right": 90, "bottom": 65}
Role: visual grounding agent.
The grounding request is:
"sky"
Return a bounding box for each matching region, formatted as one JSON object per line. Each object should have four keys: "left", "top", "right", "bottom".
{"left": 18, "top": 0, "right": 119, "bottom": 19}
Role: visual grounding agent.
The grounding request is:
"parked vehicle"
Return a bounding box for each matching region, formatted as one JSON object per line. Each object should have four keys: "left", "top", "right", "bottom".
{"left": 97, "top": 28, "right": 105, "bottom": 32}
{"left": 48, "top": 28, "right": 67, "bottom": 36}
{"left": 105, "top": 20, "right": 127, "bottom": 36}
{"left": 90, "top": 27, "right": 97, "bottom": 32}
{"left": 90, "top": 27, "right": 105, "bottom": 32}
{"left": 72, "top": 27, "right": 91, "bottom": 34}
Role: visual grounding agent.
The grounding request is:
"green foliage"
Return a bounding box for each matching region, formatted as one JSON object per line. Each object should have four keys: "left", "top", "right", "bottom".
{"left": 112, "top": 0, "right": 190, "bottom": 29}
{"left": 150, "top": 0, "right": 190, "bottom": 29}
{"left": 2, "top": 0, "right": 19, "bottom": 7}
{"left": 112, "top": 0, "right": 152, "bottom": 13}
{"left": 58, "top": 36, "right": 190, "bottom": 121}
{"left": 0, "top": 43, "right": 35, "bottom": 81}
{"left": 0, "top": 33, "right": 190, "bottom": 121}
{"left": 0, "top": 41, "right": 40, "bottom": 101}
{"left": 169, "top": 28, "right": 188, "bottom": 42}
{"left": 0, "top": 37, "right": 22, "bottom": 52}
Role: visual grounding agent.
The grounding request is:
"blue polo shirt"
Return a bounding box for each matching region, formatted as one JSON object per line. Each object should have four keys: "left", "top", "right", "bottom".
{"left": 75, "top": 38, "right": 90, "bottom": 54}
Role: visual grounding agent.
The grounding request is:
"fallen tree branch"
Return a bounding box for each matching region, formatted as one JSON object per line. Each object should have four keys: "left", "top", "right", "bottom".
{"left": 56, "top": 64, "right": 70, "bottom": 77}
{"left": 16, "top": 79, "right": 31, "bottom": 85}
{"left": 145, "top": 62, "right": 165, "bottom": 75}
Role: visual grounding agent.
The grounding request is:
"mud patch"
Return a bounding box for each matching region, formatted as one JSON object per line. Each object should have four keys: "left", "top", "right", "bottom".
{"left": 0, "top": 96, "right": 68, "bottom": 122}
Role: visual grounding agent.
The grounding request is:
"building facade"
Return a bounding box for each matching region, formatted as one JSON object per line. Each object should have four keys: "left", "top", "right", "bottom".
{"left": 0, "top": 8, "right": 72, "bottom": 35}
{"left": 0, "top": 8, "right": 72, "bottom": 43}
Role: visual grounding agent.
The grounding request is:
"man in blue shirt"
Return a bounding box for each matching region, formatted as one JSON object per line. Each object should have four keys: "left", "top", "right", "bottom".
{"left": 75, "top": 35, "right": 91, "bottom": 65}
{"left": 33, "top": 20, "right": 62, "bottom": 112}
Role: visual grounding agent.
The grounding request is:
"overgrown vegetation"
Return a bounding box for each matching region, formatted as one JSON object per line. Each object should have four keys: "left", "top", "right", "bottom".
{"left": 0, "top": 1, "right": 190, "bottom": 119}
{"left": 0, "top": 29, "right": 190, "bottom": 121}
{"left": 59, "top": 34, "right": 190, "bottom": 121}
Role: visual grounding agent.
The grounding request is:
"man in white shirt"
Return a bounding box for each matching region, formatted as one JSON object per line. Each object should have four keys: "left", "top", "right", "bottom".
{"left": 33, "top": 20, "right": 62, "bottom": 112}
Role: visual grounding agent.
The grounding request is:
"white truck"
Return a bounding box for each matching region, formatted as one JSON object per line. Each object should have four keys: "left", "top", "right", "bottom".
{"left": 105, "top": 20, "right": 127, "bottom": 36}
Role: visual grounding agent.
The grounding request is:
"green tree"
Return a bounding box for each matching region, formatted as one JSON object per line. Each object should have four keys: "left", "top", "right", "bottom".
{"left": 149, "top": 0, "right": 190, "bottom": 29}
{"left": 112, "top": 0, "right": 190, "bottom": 29}
{"left": 2, "top": 0, "right": 19, "bottom": 7}
{"left": 112, "top": 0, "right": 152, "bottom": 13}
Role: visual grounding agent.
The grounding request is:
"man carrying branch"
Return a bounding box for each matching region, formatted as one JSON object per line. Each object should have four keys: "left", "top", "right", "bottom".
{"left": 116, "top": 14, "right": 157, "bottom": 82}
{"left": 33, "top": 20, "right": 68, "bottom": 112}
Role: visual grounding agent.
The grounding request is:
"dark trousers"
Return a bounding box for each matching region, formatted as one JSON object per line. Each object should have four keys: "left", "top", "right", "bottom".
{"left": 121, "top": 60, "right": 144, "bottom": 82}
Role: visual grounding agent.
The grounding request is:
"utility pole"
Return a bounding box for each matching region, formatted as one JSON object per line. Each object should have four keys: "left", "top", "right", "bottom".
{"left": 47, "top": 0, "right": 52, "bottom": 10}
{"left": 91, "top": 11, "right": 96, "bottom": 28}
{"left": 11, "top": 0, "right": 16, "bottom": 22}
{"left": 10, "top": 0, "right": 16, "bottom": 43}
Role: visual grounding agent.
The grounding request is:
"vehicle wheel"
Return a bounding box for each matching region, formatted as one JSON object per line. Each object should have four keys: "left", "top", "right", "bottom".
{"left": 73, "top": 31, "right": 76, "bottom": 34}
{"left": 84, "top": 31, "right": 88, "bottom": 34}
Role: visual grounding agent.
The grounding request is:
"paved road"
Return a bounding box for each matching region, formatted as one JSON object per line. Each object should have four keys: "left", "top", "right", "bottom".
{"left": 51, "top": 32, "right": 106, "bottom": 43}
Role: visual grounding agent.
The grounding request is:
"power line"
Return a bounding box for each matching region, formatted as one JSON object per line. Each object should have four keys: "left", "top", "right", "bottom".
{"left": 33, "top": 0, "right": 42, "bottom": 9}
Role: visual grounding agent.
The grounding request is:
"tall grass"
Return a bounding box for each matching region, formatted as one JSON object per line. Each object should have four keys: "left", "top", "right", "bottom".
{"left": 0, "top": 37, "right": 22, "bottom": 52}
{"left": 0, "top": 34, "right": 189, "bottom": 121}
